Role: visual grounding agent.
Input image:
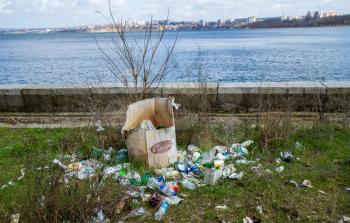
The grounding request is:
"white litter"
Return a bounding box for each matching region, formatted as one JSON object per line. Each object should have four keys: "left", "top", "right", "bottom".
{"left": 302, "top": 179, "right": 312, "bottom": 188}
{"left": 243, "top": 216, "right": 254, "bottom": 223}
{"left": 318, "top": 190, "right": 327, "bottom": 194}
{"left": 275, "top": 166, "right": 284, "bottom": 172}
{"left": 215, "top": 205, "right": 228, "bottom": 210}
{"left": 256, "top": 205, "right": 263, "bottom": 214}
{"left": 95, "top": 120, "right": 105, "bottom": 132}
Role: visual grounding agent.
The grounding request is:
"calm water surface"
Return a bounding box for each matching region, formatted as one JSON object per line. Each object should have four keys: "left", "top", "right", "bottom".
{"left": 0, "top": 27, "right": 350, "bottom": 84}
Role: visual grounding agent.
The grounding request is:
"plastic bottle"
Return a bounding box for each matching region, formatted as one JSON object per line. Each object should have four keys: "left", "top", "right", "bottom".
{"left": 167, "top": 181, "right": 180, "bottom": 192}
{"left": 141, "top": 173, "right": 150, "bottom": 186}
{"left": 116, "top": 149, "right": 128, "bottom": 163}
{"left": 127, "top": 171, "right": 141, "bottom": 186}
{"left": 181, "top": 178, "right": 196, "bottom": 190}
{"left": 174, "top": 162, "right": 189, "bottom": 173}
{"left": 201, "top": 152, "right": 214, "bottom": 164}
{"left": 124, "top": 207, "right": 150, "bottom": 220}
{"left": 203, "top": 162, "right": 214, "bottom": 168}
{"left": 190, "top": 165, "right": 202, "bottom": 175}
{"left": 147, "top": 177, "right": 161, "bottom": 189}
{"left": 118, "top": 168, "right": 127, "bottom": 176}
{"left": 159, "top": 183, "right": 177, "bottom": 196}
{"left": 155, "top": 199, "right": 170, "bottom": 221}
{"left": 157, "top": 176, "right": 165, "bottom": 183}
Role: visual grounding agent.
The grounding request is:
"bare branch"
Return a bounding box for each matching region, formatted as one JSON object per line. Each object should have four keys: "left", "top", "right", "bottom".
{"left": 95, "top": 2, "right": 177, "bottom": 102}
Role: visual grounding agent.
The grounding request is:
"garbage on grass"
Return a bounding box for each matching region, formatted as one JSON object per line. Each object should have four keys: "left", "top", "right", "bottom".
{"left": 92, "top": 209, "right": 110, "bottom": 223}
{"left": 243, "top": 216, "right": 261, "bottom": 223}
{"left": 318, "top": 190, "right": 327, "bottom": 194}
{"left": 256, "top": 205, "right": 263, "bottom": 214}
{"left": 53, "top": 159, "right": 67, "bottom": 169}
{"left": 289, "top": 180, "right": 299, "bottom": 188}
{"left": 49, "top": 137, "right": 259, "bottom": 221}
{"left": 154, "top": 199, "right": 170, "bottom": 221}
{"left": 214, "top": 160, "right": 225, "bottom": 169}
{"left": 215, "top": 205, "right": 228, "bottom": 210}
{"left": 149, "top": 193, "right": 162, "bottom": 207}
{"left": 223, "top": 164, "right": 236, "bottom": 178}
{"left": 181, "top": 178, "right": 196, "bottom": 190}
{"left": 204, "top": 168, "right": 222, "bottom": 185}
{"left": 295, "top": 141, "right": 304, "bottom": 150}
{"left": 280, "top": 151, "right": 294, "bottom": 162}
{"left": 274, "top": 158, "right": 282, "bottom": 164}
{"left": 116, "top": 149, "right": 128, "bottom": 163}
{"left": 301, "top": 179, "right": 312, "bottom": 188}
{"left": 10, "top": 213, "right": 20, "bottom": 223}
{"left": 95, "top": 120, "right": 105, "bottom": 132}
{"left": 236, "top": 159, "right": 255, "bottom": 165}
{"left": 243, "top": 217, "right": 253, "bottom": 223}
{"left": 53, "top": 158, "right": 102, "bottom": 181}
{"left": 339, "top": 216, "right": 350, "bottom": 223}
{"left": 123, "top": 207, "right": 150, "bottom": 221}
{"left": 275, "top": 166, "right": 284, "bottom": 172}
{"left": 228, "top": 171, "right": 244, "bottom": 180}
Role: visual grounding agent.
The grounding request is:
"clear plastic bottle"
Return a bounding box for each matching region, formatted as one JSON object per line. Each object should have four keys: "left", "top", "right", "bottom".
{"left": 154, "top": 199, "right": 170, "bottom": 221}
{"left": 147, "top": 177, "right": 161, "bottom": 189}
{"left": 181, "top": 178, "right": 196, "bottom": 190}
{"left": 159, "top": 183, "right": 176, "bottom": 196}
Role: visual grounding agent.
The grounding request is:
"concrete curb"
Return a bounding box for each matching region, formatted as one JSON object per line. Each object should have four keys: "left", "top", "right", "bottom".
{"left": 0, "top": 81, "right": 349, "bottom": 112}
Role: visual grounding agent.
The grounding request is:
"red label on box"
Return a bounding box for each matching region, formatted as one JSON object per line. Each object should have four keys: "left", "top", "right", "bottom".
{"left": 150, "top": 139, "right": 173, "bottom": 154}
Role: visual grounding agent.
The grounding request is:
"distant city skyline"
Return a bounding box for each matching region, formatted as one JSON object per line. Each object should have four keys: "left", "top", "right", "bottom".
{"left": 0, "top": 0, "right": 350, "bottom": 28}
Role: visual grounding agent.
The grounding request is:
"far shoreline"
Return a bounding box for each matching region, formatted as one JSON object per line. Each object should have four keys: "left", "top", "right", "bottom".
{"left": 1, "top": 24, "right": 350, "bottom": 35}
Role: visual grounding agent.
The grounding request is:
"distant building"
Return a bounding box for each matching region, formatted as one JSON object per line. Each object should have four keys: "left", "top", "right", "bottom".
{"left": 234, "top": 17, "right": 257, "bottom": 25}
{"left": 306, "top": 11, "right": 313, "bottom": 19}
{"left": 286, "top": 16, "right": 303, "bottom": 21}
{"left": 234, "top": 18, "right": 249, "bottom": 26}
{"left": 199, "top": 19, "right": 206, "bottom": 27}
{"left": 322, "top": 12, "right": 339, "bottom": 18}
{"left": 217, "top": 19, "right": 222, "bottom": 27}
{"left": 256, "top": 17, "right": 268, "bottom": 22}
{"left": 314, "top": 11, "right": 322, "bottom": 19}
{"left": 225, "top": 18, "right": 233, "bottom": 24}
{"left": 248, "top": 16, "right": 256, "bottom": 23}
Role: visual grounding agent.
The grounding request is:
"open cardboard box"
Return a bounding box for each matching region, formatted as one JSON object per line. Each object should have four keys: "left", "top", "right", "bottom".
{"left": 122, "top": 97, "right": 178, "bottom": 168}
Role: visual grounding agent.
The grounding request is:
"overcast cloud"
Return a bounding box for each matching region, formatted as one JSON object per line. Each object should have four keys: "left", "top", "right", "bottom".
{"left": 0, "top": 0, "right": 349, "bottom": 28}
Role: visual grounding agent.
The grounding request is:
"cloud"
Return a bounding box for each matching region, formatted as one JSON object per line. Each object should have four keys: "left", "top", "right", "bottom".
{"left": 0, "top": 0, "right": 11, "bottom": 14}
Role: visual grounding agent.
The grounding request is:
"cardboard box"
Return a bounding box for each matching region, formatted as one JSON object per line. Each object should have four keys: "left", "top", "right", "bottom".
{"left": 122, "top": 98, "right": 178, "bottom": 168}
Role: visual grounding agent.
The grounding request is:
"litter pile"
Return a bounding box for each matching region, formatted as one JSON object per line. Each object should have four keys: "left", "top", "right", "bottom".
{"left": 53, "top": 140, "right": 256, "bottom": 221}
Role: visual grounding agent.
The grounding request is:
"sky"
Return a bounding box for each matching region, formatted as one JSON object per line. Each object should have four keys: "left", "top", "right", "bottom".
{"left": 0, "top": 0, "right": 349, "bottom": 28}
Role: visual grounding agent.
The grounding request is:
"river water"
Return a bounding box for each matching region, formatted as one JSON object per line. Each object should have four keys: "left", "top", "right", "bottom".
{"left": 0, "top": 27, "right": 350, "bottom": 84}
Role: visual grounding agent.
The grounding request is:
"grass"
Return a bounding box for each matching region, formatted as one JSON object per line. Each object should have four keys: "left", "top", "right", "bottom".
{"left": 0, "top": 124, "right": 349, "bottom": 222}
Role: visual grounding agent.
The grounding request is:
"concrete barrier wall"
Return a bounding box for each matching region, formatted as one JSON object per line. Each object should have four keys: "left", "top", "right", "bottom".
{"left": 0, "top": 81, "right": 349, "bottom": 113}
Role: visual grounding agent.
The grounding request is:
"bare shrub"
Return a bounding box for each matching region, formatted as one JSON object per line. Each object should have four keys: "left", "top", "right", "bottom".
{"left": 96, "top": 1, "right": 177, "bottom": 103}
{"left": 256, "top": 112, "right": 293, "bottom": 149}
{"left": 255, "top": 93, "right": 294, "bottom": 149}
{"left": 174, "top": 59, "right": 219, "bottom": 147}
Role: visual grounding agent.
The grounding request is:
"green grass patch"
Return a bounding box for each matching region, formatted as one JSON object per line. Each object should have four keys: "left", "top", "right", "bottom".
{"left": 0, "top": 124, "right": 349, "bottom": 222}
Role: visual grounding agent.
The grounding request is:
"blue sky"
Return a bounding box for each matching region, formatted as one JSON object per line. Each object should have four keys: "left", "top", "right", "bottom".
{"left": 0, "top": 0, "right": 349, "bottom": 28}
